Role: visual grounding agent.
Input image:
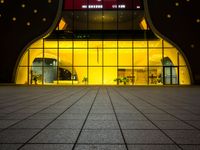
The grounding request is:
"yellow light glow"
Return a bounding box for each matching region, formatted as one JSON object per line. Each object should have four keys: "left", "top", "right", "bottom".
{"left": 56, "top": 18, "right": 67, "bottom": 30}
{"left": 16, "top": 39, "right": 191, "bottom": 85}
{"left": 140, "top": 18, "right": 148, "bottom": 30}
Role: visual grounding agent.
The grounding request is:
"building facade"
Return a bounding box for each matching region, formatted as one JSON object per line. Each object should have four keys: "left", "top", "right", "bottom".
{"left": 1, "top": 0, "right": 199, "bottom": 85}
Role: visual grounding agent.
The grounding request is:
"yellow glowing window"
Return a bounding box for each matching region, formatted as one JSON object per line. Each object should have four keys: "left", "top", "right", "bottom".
{"left": 140, "top": 18, "right": 149, "bottom": 30}
{"left": 56, "top": 18, "right": 67, "bottom": 30}
{"left": 16, "top": 39, "right": 191, "bottom": 85}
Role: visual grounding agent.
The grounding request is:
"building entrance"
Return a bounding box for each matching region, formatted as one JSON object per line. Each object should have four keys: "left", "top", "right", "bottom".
{"left": 16, "top": 39, "right": 190, "bottom": 85}
{"left": 163, "top": 66, "right": 178, "bottom": 85}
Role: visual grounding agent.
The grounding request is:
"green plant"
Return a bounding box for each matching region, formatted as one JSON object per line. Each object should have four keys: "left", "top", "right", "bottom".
{"left": 114, "top": 78, "right": 122, "bottom": 85}
{"left": 82, "top": 77, "right": 88, "bottom": 85}
{"left": 121, "top": 77, "right": 129, "bottom": 85}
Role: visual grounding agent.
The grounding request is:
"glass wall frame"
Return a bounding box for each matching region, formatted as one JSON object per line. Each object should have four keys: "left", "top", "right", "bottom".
{"left": 16, "top": 39, "right": 191, "bottom": 85}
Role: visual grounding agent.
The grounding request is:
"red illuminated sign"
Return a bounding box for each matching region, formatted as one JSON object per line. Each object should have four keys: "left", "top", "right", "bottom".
{"left": 64, "top": 0, "right": 142, "bottom": 10}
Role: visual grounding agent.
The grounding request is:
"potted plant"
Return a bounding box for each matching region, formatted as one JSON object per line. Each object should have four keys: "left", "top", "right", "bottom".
{"left": 121, "top": 77, "right": 129, "bottom": 85}
{"left": 82, "top": 77, "right": 88, "bottom": 85}
{"left": 114, "top": 78, "right": 122, "bottom": 85}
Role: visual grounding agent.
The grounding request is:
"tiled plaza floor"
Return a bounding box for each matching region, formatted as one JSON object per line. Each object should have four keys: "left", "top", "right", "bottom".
{"left": 0, "top": 86, "right": 200, "bottom": 150}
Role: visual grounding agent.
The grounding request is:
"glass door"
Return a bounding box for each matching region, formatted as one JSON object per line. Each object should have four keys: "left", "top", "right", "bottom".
{"left": 163, "top": 66, "right": 178, "bottom": 85}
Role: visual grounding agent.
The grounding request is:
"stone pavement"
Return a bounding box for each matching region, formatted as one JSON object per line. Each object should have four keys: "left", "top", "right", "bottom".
{"left": 0, "top": 86, "right": 200, "bottom": 150}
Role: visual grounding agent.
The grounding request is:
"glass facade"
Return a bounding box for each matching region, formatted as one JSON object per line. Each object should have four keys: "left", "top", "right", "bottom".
{"left": 16, "top": 39, "right": 190, "bottom": 85}
{"left": 15, "top": 0, "right": 191, "bottom": 85}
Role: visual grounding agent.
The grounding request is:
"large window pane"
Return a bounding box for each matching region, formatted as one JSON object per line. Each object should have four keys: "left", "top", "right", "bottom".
{"left": 118, "top": 49, "right": 132, "bottom": 66}
{"left": 58, "top": 66, "right": 73, "bottom": 85}
{"left": 133, "top": 11, "right": 144, "bottom": 30}
{"left": 89, "top": 41, "right": 102, "bottom": 49}
{"left": 149, "top": 40, "right": 162, "bottom": 48}
{"left": 74, "top": 67, "right": 88, "bottom": 85}
{"left": 43, "top": 67, "right": 57, "bottom": 84}
{"left": 104, "top": 49, "right": 117, "bottom": 66}
{"left": 149, "top": 49, "right": 162, "bottom": 66}
{"left": 59, "top": 49, "right": 72, "bottom": 67}
{"left": 179, "top": 67, "right": 190, "bottom": 85}
{"left": 74, "top": 41, "right": 87, "bottom": 49}
{"left": 164, "top": 41, "right": 173, "bottom": 48}
{"left": 104, "top": 41, "right": 117, "bottom": 48}
{"left": 29, "top": 49, "right": 43, "bottom": 66}
{"left": 134, "top": 41, "right": 147, "bottom": 48}
{"left": 103, "top": 11, "right": 117, "bottom": 30}
{"left": 164, "top": 48, "right": 178, "bottom": 66}
{"left": 149, "top": 67, "right": 163, "bottom": 85}
{"left": 118, "top": 67, "right": 133, "bottom": 85}
{"left": 74, "top": 11, "right": 87, "bottom": 30}
{"left": 59, "top": 41, "right": 73, "bottom": 49}
{"left": 179, "top": 53, "right": 187, "bottom": 66}
{"left": 31, "top": 39, "right": 43, "bottom": 49}
{"left": 89, "top": 11, "right": 102, "bottom": 30}
{"left": 74, "top": 49, "right": 87, "bottom": 66}
{"left": 104, "top": 67, "right": 117, "bottom": 85}
{"left": 16, "top": 67, "right": 28, "bottom": 84}
{"left": 134, "top": 67, "right": 148, "bottom": 85}
{"left": 44, "top": 41, "right": 58, "bottom": 48}
{"left": 134, "top": 49, "right": 147, "bottom": 66}
{"left": 62, "top": 11, "right": 73, "bottom": 31}
{"left": 44, "top": 49, "right": 58, "bottom": 67}
{"left": 89, "top": 67, "right": 102, "bottom": 85}
{"left": 19, "top": 51, "right": 28, "bottom": 66}
{"left": 89, "top": 48, "right": 102, "bottom": 66}
{"left": 30, "top": 67, "right": 43, "bottom": 85}
{"left": 118, "top": 41, "right": 132, "bottom": 48}
{"left": 118, "top": 11, "right": 132, "bottom": 30}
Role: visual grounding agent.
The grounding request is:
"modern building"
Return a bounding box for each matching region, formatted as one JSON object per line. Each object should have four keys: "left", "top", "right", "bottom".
{"left": 0, "top": 0, "right": 199, "bottom": 85}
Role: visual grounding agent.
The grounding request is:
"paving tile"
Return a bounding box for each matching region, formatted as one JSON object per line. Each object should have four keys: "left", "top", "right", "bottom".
{"left": 0, "top": 129, "right": 39, "bottom": 143}
{"left": 0, "top": 144, "right": 22, "bottom": 150}
{"left": 29, "top": 129, "right": 79, "bottom": 143}
{"left": 66, "top": 109, "right": 89, "bottom": 114}
{"left": 67, "top": 107, "right": 90, "bottom": 113}
{"left": 119, "top": 121, "right": 157, "bottom": 129}
{"left": 145, "top": 114, "right": 178, "bottom": 121}
{"left": 11, "top": 120, "right": 51, "bottom": 129}
{"left": 28, "top": 113, "right": 58, "bottom": 120}
{"left": 128, "top": 145, "right": 181, "bottom": 150}
{"left": 180, "top": 145, "right": 200, "bottom": 150}
{"left": 21, "top": 144, "right": 73, "bottom": 150}
{"left": 16, "top": 108, "right": 43, "bottom": 114}
{"left": 1, "top": 86, "right": 200, "bottom": 148}
{"left": 92, "top": 106, "right": 113, "bottom": 110}
{"left": 186, "top": 121, "right": 200, "bottom": 129}
{"left": 0, "top": 120, "right": 19, "bottom": 129}
{"left": 165, "top": 109, "right": 192, "bottom": 115}
{"left": 164, "top": 130, "right": 200, "bottom": 144}
{"left": 47, "top": 120, "right": 84, "bottom": 129}
{"left": 40, "top": 108, "right": 66, "bottom": 114}
{"left": 123, "top": 130, "right": 173, "bottom": 144}
{"left": 88, "top": 113, "right": 116, "bottom": 121}
{"left": 115, "top": 108, "right": 139, "bottom": 113}
{"left": 78, "top": 130, "right": 124, "bottom": 144}
{"left": 90, "top": 109, "right": 114, "bottom": 114}
{"left": 3, "top": 113, "right": 32, "bottom": 120}
{"left": 117, "top": 113, "right": 147, "bottom": 121}
{"left": 153, "top": 120, "right": 194, "bottom": 129}
{"left": 175, "top": 114, "right": 200, "bottom": 121}
{"left": 58, "top": 113, "right": 86, "bottom": 120}
{"left": 74, "top": 144, "right": 126, "bottom": 150}
{"left": 140, "top": 109, "right": 165, "bottom": 114}
{"left": 84, "top": 120, "right": 119, "bottom": 129}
